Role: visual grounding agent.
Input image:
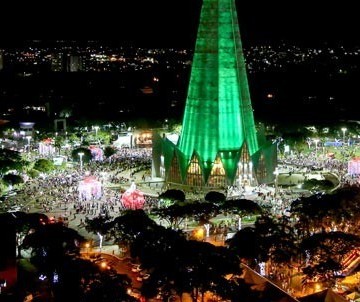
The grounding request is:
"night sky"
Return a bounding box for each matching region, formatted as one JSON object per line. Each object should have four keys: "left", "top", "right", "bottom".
{"left": 1, "top": 0, "right": 359, "bottom": 47}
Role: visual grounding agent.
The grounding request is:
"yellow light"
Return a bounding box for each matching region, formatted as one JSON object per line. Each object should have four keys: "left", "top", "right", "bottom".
{"left": 100, "top": 262, "right": 107, "bottom": 269}
{"left": 194, "top": 228, "right": 204, "bottom": 240}
{"left": 85, "top": 243, "right": 90, "bottom": 248}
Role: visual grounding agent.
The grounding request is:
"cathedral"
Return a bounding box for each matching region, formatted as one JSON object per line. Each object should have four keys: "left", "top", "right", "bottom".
{"left": 153, "top": 0, "right": 276, "bottom": 191}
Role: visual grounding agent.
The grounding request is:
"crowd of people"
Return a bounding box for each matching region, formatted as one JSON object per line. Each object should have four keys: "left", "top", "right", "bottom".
{"left": 2, "top": 144, "right": 359, "bottom": 241}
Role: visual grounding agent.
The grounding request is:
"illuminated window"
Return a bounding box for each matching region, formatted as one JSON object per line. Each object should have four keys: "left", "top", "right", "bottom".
{"left": 186, "top": 154, "right": 203, "bottom": 187}
{"left": 167, "top": 153, "right": 182, "bottom": 184}
{"left": 207, "top": 156, "right": 227, "bottom": 188}
{"left": 236, "top": 143, "right": 253, "bottom": 184}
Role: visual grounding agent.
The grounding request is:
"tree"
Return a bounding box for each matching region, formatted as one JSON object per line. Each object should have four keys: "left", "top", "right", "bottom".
{"left": 22, "top": 223, "right": 85, "bottom": 276}
{"left": 227, "top": 227, "right": 263, "bottom": 263}
{"left": 0, "top": 148, "right": 22, "bottom": 162}
{"left": 300, "top": 231, "right": 360, "bottom": 284}
{"left": 153, "top": 201, "right": 219, "bottom": 229}
{"left": 85, "top": 215, "right": 112, "bottom": 237}
{"left": 77, "top": 260, "right": 135, "bottom": 302}
{"left": 13, "top": 212, "right": 49, "bottom": 257}
{"left": 34, "top": 158, "right": 55, "bottom": 173}
{"left": 180, "top": 241, "right": 241, "bottom": 302}
{"left": 204, "top": 191, "right": 226, "bottom": 205}
{"left": 291, "top": 190, "right": 360, "bottom": 238}
{"left": 190, "top": 201, "right": 219, "bottom": 225}
{"left": 0, "top": 159, "right": 23, "bottom": 176}
{"left": 159, "top": 189, "right": 186, "bottom": 205}
{"left": 228, "top": 215, "right": 298, "bottom": 269}
{"left": 2, "top": 173, "right": 23, "bottom": 186}
{"left": 220, "top": 199, "right": 262, "bottom": 230}
{"left": 153, "top": 203, "right": 191, "bottom": 229}
{"left": 137, "top": 226, "right": 241, "bottom": 302}
{"left": 104, "top": 146, "right": 116, "bottom": 158}
{"left": 109, "top": 210, "right": 159, "bottom": 244}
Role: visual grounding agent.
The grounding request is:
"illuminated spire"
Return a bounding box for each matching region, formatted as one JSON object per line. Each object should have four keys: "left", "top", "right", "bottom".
{"left": 177, "top": 0, "right": 259, "bottom": 167}
{"left": 152, "top": 0, "right": 276, "bottom": 188}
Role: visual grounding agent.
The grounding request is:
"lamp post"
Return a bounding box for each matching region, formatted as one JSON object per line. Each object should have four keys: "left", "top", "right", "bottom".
{"left": 341, "top": 127, "right": 347, "bottom": 146}
{"left": 274, "top": 168, "right": 279, "bottom": 195}
{"left": 85, "top": 242, "right": 90, "bottom": 258}
{"left": 78, "top": 152, "right": 84, "bottom": 171}
{"left": 314, "top": 138, "right": 319, "bottom": 157}
{"left": 25, "top": 136, "right": 31, "bottom": 152}
{"left": 94, "top": 126, "right": 99, "bottom": 139}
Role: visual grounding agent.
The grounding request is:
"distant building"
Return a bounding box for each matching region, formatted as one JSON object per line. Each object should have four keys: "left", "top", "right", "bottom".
{"left": 52, "top": 53, "right": 85, "bottom": 72}
{"left": 66, "top": 54, "right": 84, "bottom": 72}
{"left": 51, "top": 53, "right": 65, "bottom": 72}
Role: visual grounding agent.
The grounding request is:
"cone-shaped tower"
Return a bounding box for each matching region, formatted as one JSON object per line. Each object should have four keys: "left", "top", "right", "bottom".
{"left": 178, "top": 0, "right": 258, "bottom": 162}
{"left": 152, "top": 0, "right": 276, "bottom": 190}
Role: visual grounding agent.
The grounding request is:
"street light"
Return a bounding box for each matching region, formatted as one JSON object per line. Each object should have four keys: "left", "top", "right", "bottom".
{"left": 78, "top": 152, "right": 84, "bottom": 171}
{"left": 100, "top": 261, "right": 107, "bottom": 269}
{"left": 314, "top": 138, "right": 319, "bottom": 156}
{"left": 25, "top": 136, "right": 31, "bottom": 152}
{"left": 274, "top": 168, "right": 279, "bottom": 195}
{"left": 341, "top": 127, "right": 347, "bottom": 146}
{"left": 93, "top": 126, "right": 99, "bottom": 139}
{"left": 85, "top": 242, "right": 90, "bottom": 258}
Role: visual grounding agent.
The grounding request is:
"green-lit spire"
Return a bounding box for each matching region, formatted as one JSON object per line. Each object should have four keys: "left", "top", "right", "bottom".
{"left": 177, "top": 0, "right": 259, "bottom": 166}
{"left": 151, "top": 0, "right": 276, "bottom": 189}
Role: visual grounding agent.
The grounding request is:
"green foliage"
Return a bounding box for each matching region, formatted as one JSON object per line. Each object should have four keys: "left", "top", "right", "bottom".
{"left": 34, "top": 158, "right": 55, "bottom": 173}
{"left": 154, "top": 201, "right": 219, "bottom": 228}
{"left": 0, "top": 159, "right": 23, "bottom": 175}
{"left": 159, "top": 189, "right": 186, "bottom": 203}
{"left": 204, "top": 191, "right": 226, "bottom": 204}
{"left": 27, "top": 169, "right": 40, "bottom": 178}
{"left": 220, "top": 199, "right": 262, "bottom": 219}
{"left": 0, "top": 148, "right": 22, "bottom": 161}
{"left": 115, "top": 211, "right": 242, "bottom": 301}
{"left": 0, "top": 180, "right": 7, "bottom": 195}
{"left": 170, "top": 123, "right": 182, "bottom": 134}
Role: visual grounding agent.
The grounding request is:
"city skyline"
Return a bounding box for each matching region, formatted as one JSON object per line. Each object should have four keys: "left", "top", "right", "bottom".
{"left": 1, "top": 0, "right": 359, "bottom": 47}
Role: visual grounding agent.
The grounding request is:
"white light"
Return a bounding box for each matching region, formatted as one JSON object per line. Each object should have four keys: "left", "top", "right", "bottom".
{"left": 78, "top": 152, "right": 84, "bottom": 171}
